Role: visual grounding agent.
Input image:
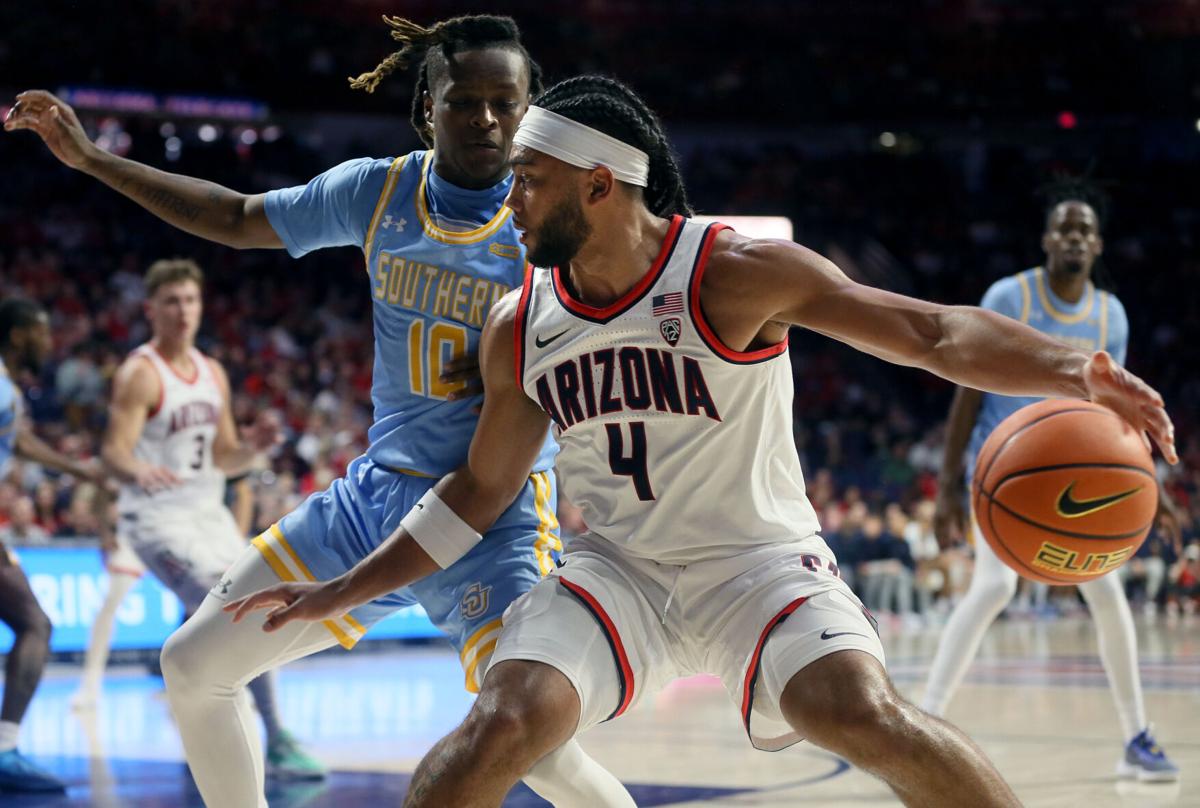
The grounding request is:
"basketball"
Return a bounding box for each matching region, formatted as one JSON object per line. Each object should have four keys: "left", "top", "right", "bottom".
{"left": 973, "top": 399, "right": 1158, "bottom": 585}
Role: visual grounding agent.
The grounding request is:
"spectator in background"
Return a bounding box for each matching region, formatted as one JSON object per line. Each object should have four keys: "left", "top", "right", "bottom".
{"left": 1166, "top": 542, "right": 1200, "bottom": 618}
{"left": 1122, "top": 523, "right": 1177, "bottom": 618}
{"left": 855, "top": 510, "right": 916, "bottom": 623}
{"left": 0, "top": 497, "right": 48, "bottom": 546}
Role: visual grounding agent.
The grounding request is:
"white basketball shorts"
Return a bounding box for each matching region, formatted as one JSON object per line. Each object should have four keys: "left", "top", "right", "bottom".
{"left": 490, "top": 533, "right": 885, "bottom": 751}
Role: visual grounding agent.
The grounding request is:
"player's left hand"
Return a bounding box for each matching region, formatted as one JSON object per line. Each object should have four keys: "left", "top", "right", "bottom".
{"left": 224, "top": 580, "right": 347, "bottom": 632}
{"left": 244, "top": 410, "right": 284, "bottom": 452}
{"left": 1083, "top": 351, "right": 1177, "bottom": 465}
{"left": 440, "top": 352, "right": 483, "bottom": 404}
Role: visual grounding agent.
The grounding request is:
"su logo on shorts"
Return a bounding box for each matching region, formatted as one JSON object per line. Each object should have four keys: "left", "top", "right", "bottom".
{"left": 461, "top": 582, "right": 492, "bottom": 620}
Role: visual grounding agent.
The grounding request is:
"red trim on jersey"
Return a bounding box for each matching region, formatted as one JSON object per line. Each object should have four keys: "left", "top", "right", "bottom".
{"left": 689, "top": 224, "right": 789, "bottom": 364}
{"left": 135, "top": 354, "right": 166, "bottom": 418}
{"left": 106, "top": 564, "right": 144, "bottom": 578}
{"left": 551, "top": 214, "right": 684, "bottom": 323}
{"left": 559, "top": 577, "right": 635, "bottom": 721}
{"left": 151, "top": 345, "right": 200, "bottom": 385}
{"left": 740, "top": 596, "right": 808, "bottom": 736}
{"left": 514, "top": 263, "right": 536, "bottom": 389}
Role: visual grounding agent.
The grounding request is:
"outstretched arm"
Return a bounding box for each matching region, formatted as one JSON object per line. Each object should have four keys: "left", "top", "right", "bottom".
{"left": 700, "top": 234, "right": 1176, "bottom": 463}
{"left": 225, "top": 291, "right": 552, "bottom": 629}
{"left": 5, "top": 90, "right": 281, "bottom": 250}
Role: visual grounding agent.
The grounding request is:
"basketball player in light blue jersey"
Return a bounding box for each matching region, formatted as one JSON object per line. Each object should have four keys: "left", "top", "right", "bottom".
{"left": 0, "top": 299, "right": 114, "bottom": 793}
{"left": 923, "top": 181, "right": 1180, "bottom": 781}
{"left": 6, "top": 14, "right": 633, "bottom": 808}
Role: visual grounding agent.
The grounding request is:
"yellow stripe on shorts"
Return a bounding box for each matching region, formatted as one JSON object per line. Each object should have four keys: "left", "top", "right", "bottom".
{"left": 251, "top": 524, "right": 367, "bottom": 649}
{"left": 530, "top": 472, "right": 562, "bottom": 576}
{"left": 459, "top": 617, "right": 504, "bottom": 693}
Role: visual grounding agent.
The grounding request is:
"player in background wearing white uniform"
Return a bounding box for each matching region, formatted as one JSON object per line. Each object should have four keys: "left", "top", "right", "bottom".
{"left": 0, "top": 299, "right": 111, "bottom": 793}
{"left": 99, "top": 259, "right": 324, "bottom": 781}
{"left": 923, "top": 181, "right": 1180, "bottom": 781}
{"left": 228, "top": 76, "right": 1177, "bottom": 807}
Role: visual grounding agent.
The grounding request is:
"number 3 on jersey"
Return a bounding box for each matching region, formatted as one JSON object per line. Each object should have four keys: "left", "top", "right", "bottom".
{"left": 407, "top": 320, "right": 468, "bottom": 399}
{"left": 607, "top": 422, "right": 655, "bottom": 501}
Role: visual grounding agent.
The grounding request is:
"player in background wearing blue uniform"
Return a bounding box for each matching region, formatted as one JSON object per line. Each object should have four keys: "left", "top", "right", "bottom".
{"left": 5, "top": 15, "right": 633, "bottom": 808}
{"left": 923, "top": 180, "right": 1180, "bottom": 781}
{"left": 0, "top": 299, "right": 113, "bottom": 793}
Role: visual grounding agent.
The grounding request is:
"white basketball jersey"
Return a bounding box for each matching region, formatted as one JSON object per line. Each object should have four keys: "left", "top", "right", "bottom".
{"left": 517, "top": 216, "right": 823, "bottom": 565}
{"left": 116, "top": 344, "right": 226, "bottom": 514}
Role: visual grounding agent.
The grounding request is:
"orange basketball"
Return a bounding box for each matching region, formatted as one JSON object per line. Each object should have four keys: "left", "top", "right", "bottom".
{"left": 972, "top": 399, "right": 1157, "bottom": 585}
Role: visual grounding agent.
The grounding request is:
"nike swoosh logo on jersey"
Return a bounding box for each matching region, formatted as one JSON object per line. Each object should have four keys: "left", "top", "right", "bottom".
{"left": 820, "top": 629, "right": 867, "bottom": 641}
{"left": 1055, "top": 481, "right": 1143, "bottom": 518}
{"left": 535, "top": 329, "right": 571, "bottom": 348}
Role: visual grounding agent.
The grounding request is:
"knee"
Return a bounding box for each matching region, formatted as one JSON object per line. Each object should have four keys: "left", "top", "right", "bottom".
{"left": 12, "top": 603, "right": 52, "bottom": 645}
{"left": 972, "top": 572, "right": 1018, "bottom": 610}
{"left": 793, "top": 683, "right": 910, "bottom": 756}
{"left": 160, "top": 625, "right": 214, "bottom": 695}
{"left": 457, "top": 663, "right": 579, "bottom": 771}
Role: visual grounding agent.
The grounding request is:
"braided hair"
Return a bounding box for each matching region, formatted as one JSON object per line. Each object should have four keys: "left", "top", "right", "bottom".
{"left": 532, "top": 76, "right": 693, "bottom": 218}
{"left": 349, "top": 14, "right": 543, "bottom": 147}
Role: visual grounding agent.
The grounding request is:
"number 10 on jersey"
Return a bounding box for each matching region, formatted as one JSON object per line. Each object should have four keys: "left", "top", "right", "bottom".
{"left": 408, "top": 320, "right": 468, "bottom": 399}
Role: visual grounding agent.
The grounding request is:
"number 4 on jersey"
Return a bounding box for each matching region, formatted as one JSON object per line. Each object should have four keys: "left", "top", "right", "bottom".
{"left": 606, "top": 422, "right": 654, "bottom": 501}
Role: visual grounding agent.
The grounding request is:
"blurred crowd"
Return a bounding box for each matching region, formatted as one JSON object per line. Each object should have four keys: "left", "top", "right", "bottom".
{"left": 1, "top": 0, "right": 1199, "bottom": 623}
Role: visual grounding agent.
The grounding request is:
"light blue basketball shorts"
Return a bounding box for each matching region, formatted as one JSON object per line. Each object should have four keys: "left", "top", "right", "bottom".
{"left": 254, "top": 454, "right": 561, "bottom": 692}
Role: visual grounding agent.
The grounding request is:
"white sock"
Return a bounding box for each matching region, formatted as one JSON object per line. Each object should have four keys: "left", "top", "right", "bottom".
{"left": 0, "top": 720, "right": 20, "bottom": 752}
{"left": 922, "top": 527, "right": 1018, "bottom": 715}
{"left": 1079, "top": 572, "right": 1147, "bottom": 742}
{"left": 523, "top": 739, "right": 636, "bottom": 808}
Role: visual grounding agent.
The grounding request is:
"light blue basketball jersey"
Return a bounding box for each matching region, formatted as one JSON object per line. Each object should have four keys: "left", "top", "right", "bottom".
{"left": 265, "top": 150, "right": 557, "bottom": 476}
{"left": 0, "top": 361, "right": 17, "bottom": 476}
{"left": 967, "top": 267, "right": 1129, "bottom": 479}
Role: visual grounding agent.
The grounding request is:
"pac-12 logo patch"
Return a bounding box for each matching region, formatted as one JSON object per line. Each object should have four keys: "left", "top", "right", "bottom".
{"left": 659, "top": 317, "right": 681, "bottom": 346}
{"left": 461, "top": 582, "right": 492, "bottom": 619}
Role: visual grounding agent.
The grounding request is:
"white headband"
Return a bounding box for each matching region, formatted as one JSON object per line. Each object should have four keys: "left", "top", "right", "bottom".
{"left": 512, "top": 105, "right": 650, "bottom": 187}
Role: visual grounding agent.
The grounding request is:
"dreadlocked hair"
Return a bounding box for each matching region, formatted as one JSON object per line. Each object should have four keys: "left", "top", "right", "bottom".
{"left": 532, "top": 75, "right": 693, "bottom": 218}
{"left": 349, "top": 14, "right": 542, "bottom": 148}
{"left": 1035, "top": 169, "right": 1116, "bottom": 289}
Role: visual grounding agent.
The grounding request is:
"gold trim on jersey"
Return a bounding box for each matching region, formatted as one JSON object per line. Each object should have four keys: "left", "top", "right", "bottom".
{"left": 1099, "top": 290, "right": 1109, "bottom": 352}
{"left": 1034, "top": 267, "right": 1094, "bottom": 324}
{"left": 414, "top": 153, "right": 513, "bottom": 246}
{"left": 460, "top": 617, "right": 504, "bottom": 693}
{"left": 252, "top": 523, "right": 368, "bottom": 649}
{"left": 363, "top": 155, "right": 410, "bottom": 261}
{"left": 531, "top": 471, "right": 562, "bottom": 576}
{"left": 1016, "top": 272, "right": 1032, "bottom": 324}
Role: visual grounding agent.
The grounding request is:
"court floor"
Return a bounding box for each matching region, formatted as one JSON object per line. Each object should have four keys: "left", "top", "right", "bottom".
{"left": 4, "top": 615, "right": 1198, "bottom": 806}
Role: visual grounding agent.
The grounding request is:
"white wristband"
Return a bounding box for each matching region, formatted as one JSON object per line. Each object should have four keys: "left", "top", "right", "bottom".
{"left": 400, "top": 490, "right": 482, "bottom": 569}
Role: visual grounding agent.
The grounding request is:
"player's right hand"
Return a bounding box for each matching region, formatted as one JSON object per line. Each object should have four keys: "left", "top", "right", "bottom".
{"left": 224, "top": 581, "right": 346, "bottom": 632}
{"left": 933, "top": 487, "right": 965, "bottom": 550}
{"left": 136, "top": 464, "right": 182, "bottom": 493}
{"left": 4, "top": 90, "right": 97, "bottom": 170}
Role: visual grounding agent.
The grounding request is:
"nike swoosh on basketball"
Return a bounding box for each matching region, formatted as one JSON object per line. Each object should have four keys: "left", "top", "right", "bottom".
{"left": 820, "top": 629, "right": 866, "bottom": 640}
{"left": 535, "top": 329, "right": 570, "bottom": 348}
{"left": 1055, "top": 481, "right": 1143, "bottom": 518}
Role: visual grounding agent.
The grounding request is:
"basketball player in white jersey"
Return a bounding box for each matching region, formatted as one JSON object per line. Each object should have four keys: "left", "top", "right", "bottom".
{"left": 100, "top": 258, "right": 324, "bottom": 780}
{"left": 228, "top": 76, "right": 1176, "bottom": 806}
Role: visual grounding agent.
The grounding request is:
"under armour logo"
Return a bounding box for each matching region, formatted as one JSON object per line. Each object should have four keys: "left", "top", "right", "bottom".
{"left": 216, "top": 578, "right": 231, "bottom": 595}
{"left": 381, "top": 214, "right": 407, "bottom": 232}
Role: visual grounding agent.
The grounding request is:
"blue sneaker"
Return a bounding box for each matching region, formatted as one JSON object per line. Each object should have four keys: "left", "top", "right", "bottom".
{"left": 1117, "top": 726, "right": 1180, "bottom": 783}
{"left": 0, "top": 748, "right": 67, "bottom": 793}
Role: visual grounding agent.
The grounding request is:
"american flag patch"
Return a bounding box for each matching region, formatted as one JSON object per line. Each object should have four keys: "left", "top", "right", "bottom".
{"left": 651, "top": 292, "right": 684, "bottom": 316}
